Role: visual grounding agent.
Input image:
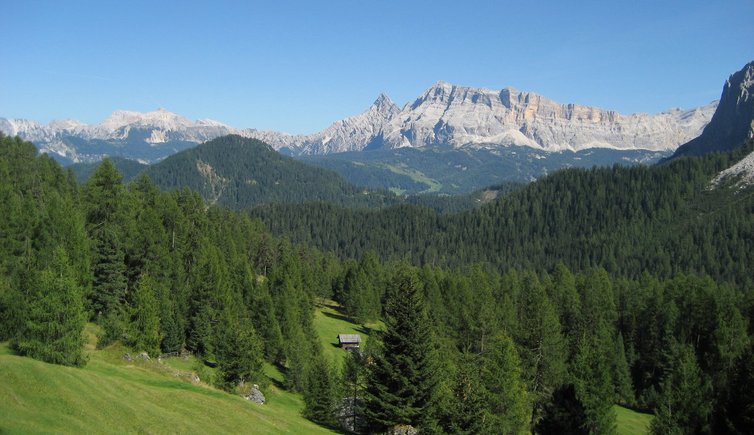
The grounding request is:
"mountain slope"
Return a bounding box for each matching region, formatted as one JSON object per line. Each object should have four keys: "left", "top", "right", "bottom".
{"left": 69, "top": 157, "right": 147, "bottom": 184}
{"left": 252, "top": 141, "right": 754, "bottom": 285}
{"left": 299, "top": 145, "right": 670, "bottom": 195}
{"left": 673, "top": 60, "right": 754, "bottom": 157}
{"left": 711, "top": 147, "right": 754, "bottom": 188}
{"left": 144, "top": 135, "right": 397, "bottom": 208}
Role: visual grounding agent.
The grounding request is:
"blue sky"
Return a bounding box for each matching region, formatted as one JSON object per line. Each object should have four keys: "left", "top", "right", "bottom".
{"left": 1, "top": 0, "right": 752, "bottom": 134}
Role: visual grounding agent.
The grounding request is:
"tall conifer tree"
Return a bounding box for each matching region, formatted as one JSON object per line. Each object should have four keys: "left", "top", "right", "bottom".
{"left": 14, "top": 248, "right": 87, "bottom": 366}
{"left": 364, "top": 265, "right": 438, "bottom": 432}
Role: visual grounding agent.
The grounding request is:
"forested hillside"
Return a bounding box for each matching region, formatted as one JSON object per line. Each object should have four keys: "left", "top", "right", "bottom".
{"left": 143, "top": 135, "right": 397, "bottom": 208}
{"left": 253, "top": 140, "right": 754, "bottom": 287}
{"left": 69, "top": 156, "right": 148, "bottom": 184}
{"left": 2, "top": 132, "right": 753, "bottom": 434}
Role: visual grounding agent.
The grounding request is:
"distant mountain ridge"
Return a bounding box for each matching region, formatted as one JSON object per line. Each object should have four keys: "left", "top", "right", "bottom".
{"left": 1, "top": 83, "right": 716, "bottom": 164}
{"left": 0, "top": 108, "right": 237, "bottom": 164}
{"left": 273, "top": 82, "right": 715, "bottom": 155}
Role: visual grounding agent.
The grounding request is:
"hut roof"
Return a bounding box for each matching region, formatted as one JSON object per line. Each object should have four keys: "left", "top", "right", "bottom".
{"left": 338, "top": 334, "right": 362, "bottom": 344}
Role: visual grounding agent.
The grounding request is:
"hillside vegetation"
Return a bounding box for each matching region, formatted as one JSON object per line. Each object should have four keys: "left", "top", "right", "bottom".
{"left": 144, "top": 135, "right": 397, "bottom": 208}
{"left": 255, "top": 140, "right": 754, "bottom": 286}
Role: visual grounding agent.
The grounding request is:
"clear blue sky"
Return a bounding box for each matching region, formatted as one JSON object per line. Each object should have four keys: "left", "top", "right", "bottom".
{"left": 1, "top": 0, "right": 752, "bottom": 134}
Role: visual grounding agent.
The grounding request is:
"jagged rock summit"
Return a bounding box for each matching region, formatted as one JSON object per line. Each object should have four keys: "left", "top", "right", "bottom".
{"left": 245, "top": 82, "right": 716, "bottom": 155}
{"left": 1, "top": 81, "right": 718, "bottom": 163}
{"left": 673, "top": 60, "right": 754, "bottom": 157}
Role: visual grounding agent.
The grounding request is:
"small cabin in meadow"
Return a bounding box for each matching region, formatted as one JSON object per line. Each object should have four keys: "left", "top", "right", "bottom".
{"left": 337, "top": 334, "right": 362, "bottom": 351}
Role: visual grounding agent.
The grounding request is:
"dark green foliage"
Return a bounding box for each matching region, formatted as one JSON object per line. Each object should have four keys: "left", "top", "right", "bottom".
{"left": 444, "top": 352, "right": 491, "bottom": 435}
{"left": 303, "top": 352, "right": 338, "bottom": 427}
{"left": 90, "top": 227, "right": 128, "bottom": 318}
{"left": 651, "top": 344, "right": 712, "bottom": 435}
{"left": 364, "top": 265, "right": 438, "bottom": 431}
{"left": 214, "top": 308, "right": 264, "bottom": 391}
{"left": 338, "top": 251, "right": 384, "bottom": 324}
{"left": 713, "top": 343, "right": 754, "bottom": 433}
{"left": 340, "top": 350, "right": 367, "bottom": 433}
{"left": 571, "top": 333, "right": 616, "bottom": 434}
{"left": 186, "top": 243, "right": 231, "bottom": 360}
{"left": 69, "top": 157, "right": 148, "bottom": 184}
{"left": 254, "top": 140, "right": 754, "bottom": 287}
{"left": 83, "top": 158, "right": 126, "bottom": 228}
{"left": 159, "top": 303, "right": 184, "bottom": 353}
{"left": 145, "top": 135, "right": 398, "bottom": 209}
{"left": 129, "top": 274, "right": 161, "bottom": 357}
{"left": 479, "top": 333, "right": 531, "bottom": 434}
{"left": 13, "top": 248, "right": 87, "bottom": 367}
{"left": 535, "top": 384, "right": 589, "bottom": 435}
{"left": 611, "top": 333, "right": 634, "bottom": 405}
{"left": 515, "top": 272, "right": 566, "bottom": 419}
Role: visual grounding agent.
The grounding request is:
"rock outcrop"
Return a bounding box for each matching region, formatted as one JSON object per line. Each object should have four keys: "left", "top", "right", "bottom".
{"left": 674, "top": 61, "right": 754, "bottom": 157}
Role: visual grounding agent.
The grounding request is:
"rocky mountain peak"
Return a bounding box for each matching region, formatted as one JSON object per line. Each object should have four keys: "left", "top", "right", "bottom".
{"left": 371, "top": 93, "right": 400, "bottom": 116}
{"left": 673, "top": 60, "right": 754, "bottom": 157}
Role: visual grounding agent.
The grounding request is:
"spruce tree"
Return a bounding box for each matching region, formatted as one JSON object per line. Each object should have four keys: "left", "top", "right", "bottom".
{"left": 612, "top": 333, "right": 634, "bottom": 405}
{"left": 571, "top": 332, "right": 616, "bottom": 434}
{"left": 651, "top": 344, "right": 712, "bottom": 435}
{"left": 82, "top": 158, "right": 125, "bottom": 228}
{"left": 535, "top": 384, "right": 589, "bottom": 435}
{"left": 341, "top": 350, "right": 367, "bottom": 433}
{"left": 14, "top": 247, "right": 87, "bottom": 366}
{"left": 130, "top": 274, "right": 161, "bottom": 357}
{"left": 303, "top": 351, "right": 337, "bottom": 427}
{"left": 90, "top": 226, "right": 127, "bottom": 318}
{"left": 515, "top": 272, "right": 566, "bottom": 419}
{"left": 187, "top": 243, "right": 230, "bottom": 360}
{"left": 480, "top": 332, "right": 531, "bottom": 434}
{"left": 214, "top": 307, "right": 263, "bottom": 391}
{"left": 364, "top": 265, "right": 438, "bottom": 432}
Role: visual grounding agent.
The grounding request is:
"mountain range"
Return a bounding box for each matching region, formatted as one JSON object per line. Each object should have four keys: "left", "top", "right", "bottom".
{"left": 0, "top": 83, "right": 716, "bottom": 165}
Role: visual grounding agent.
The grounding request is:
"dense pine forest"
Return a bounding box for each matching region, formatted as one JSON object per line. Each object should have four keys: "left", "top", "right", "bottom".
{"left": 253, "top": 140, "right": 754, "bottom": 287}
{"left": 2, "top": 132, "right": 753, "bottom": 434}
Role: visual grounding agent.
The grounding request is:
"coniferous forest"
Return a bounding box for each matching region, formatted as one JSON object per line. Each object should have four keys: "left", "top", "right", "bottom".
{"left": 2, "top": 132, "right": 754, "bottom": 434}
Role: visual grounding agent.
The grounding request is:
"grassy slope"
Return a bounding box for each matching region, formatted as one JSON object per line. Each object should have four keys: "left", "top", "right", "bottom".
{"left": 0, "top": 327, "right": 334, "bottom": 434}
{"left": 313, "top": 301, "right": 380, "bottom": 369}
{"left": 615, "top": 405, "right": 653, "bottom": 435}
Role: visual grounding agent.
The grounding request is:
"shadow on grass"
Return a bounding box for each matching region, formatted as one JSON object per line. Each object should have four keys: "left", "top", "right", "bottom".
{"left": 322, "top": 310, "right": 357, "bottom": 324}
{"left": 268, "top": 362, "right": 289, "bottom": 390}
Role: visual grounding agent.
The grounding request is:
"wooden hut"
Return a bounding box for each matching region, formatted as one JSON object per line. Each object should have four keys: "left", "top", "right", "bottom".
{"left": 337, "top": 334, "right": 362, "bottom": 351}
